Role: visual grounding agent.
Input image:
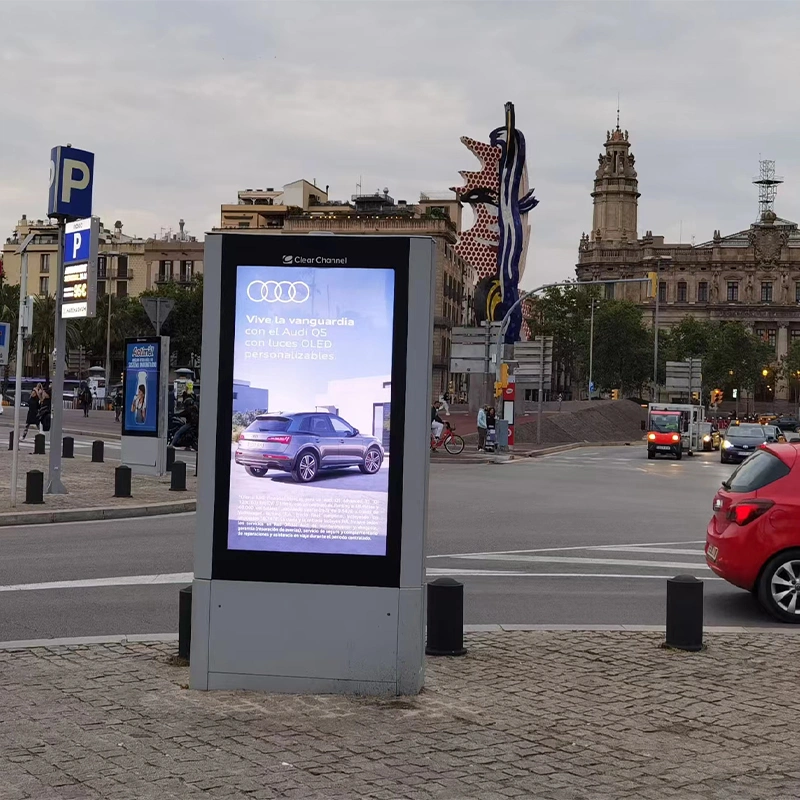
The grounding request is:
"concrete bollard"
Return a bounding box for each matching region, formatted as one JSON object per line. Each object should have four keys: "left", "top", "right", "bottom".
{"left": 166, "top": 446, "right": 176, "bottom": 473}
{"left": 62, "top": 436, "right": 74, "bottom": 459}
{"left": 178, "top": 585, "right": 192, "bottom": 662}
{"left": 425, "top": 577, "right": 467, "bottom": 656}
{"left": 91, "top": 440, "right": 104, "bottom": 463}
{"left": 666, "top": 575, "right": 703, "bottom": 651}
{"left": 170, "top": 461, "right": 187, "bottom": 492}
{"left": 114, "top": 465, "right": 132, "bottom": 498}
{"left": 25, "top": 470, "right": 44, "bottom": 504}
{"left": 8, "top": 430, "right": 14, "bottom": 451}
{"left": 33, "top": 433, "right": 46, "bottom": 455}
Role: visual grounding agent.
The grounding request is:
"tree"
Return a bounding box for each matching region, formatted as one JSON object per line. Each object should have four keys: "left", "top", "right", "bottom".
{"left": 662, "top": 316, "right": 714, "bottom": 362}
{"left": 783, "top": 339, "right": 800, "bottom": 402}
{"left": 704, "top": 322, "right": 775, "bottom": 397}
{"left": 592, "top": 300, "right": 652, "bottom": 394}
{"left": 0, "top": 282, "right": 20, "bottom": 366}
{"left": 28, "top": 295, "right": 81, "bottom": 383}
{"left": 139, "top": 275, "right": 203, "bottom": 367}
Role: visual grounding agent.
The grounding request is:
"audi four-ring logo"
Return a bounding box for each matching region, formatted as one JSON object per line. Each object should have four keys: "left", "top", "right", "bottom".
{"left": 246, "top": 280, "right": 311, "bottom": 303}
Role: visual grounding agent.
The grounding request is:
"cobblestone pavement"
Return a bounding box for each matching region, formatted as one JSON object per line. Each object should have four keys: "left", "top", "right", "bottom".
{"left": 3, "top": 631, "right": 800, "bottom": 799}
{"left": 0, "top": 450, "right": 196, "bottom": 512}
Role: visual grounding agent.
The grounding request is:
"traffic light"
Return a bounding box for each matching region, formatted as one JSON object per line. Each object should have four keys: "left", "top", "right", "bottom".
{"left": 646, "top": 271, "right": 658, "bottom": 299}
{"left": 611, "top": 389, "right": 620, "bottom": 400}
{"left": 710, "top": 389, "right": 724, "bottom": 406}
{"left": 494, "top": 363, "right": 509, "bottom": 397}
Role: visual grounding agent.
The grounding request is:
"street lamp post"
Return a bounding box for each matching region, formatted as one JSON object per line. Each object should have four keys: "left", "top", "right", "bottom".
{"left": 588, "top": 298, "right": 597, "bottom": 400}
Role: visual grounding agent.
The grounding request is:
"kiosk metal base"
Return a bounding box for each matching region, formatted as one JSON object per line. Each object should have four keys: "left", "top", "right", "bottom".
{"left": 190, "top": 579, "right": 425, "bottom": 695}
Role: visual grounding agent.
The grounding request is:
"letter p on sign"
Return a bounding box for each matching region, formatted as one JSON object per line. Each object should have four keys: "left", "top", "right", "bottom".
{"left": 48, "top": 145, "right": 94, "bottom": 220}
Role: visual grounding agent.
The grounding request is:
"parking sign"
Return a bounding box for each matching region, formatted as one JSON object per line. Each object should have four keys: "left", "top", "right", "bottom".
{"left": 0, "top": 322, "right": 9, "bottom": 366}
{"left": 48, "top": 146, "right": 94, "bottom": 220}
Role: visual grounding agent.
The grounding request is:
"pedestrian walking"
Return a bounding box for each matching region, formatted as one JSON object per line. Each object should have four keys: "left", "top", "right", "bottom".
{"left": 37, "top": 385, "right": 51, "bottom": 433}
{"left": 22, "top": 386, "right": 40, "bottom": 439}
{"left": 477, "top": 405, "right": 488, "bottom": 452}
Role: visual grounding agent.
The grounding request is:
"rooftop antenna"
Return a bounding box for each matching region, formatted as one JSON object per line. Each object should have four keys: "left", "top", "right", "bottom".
{"left": 616, "top": 93, "right": 620, "bottom": 130}
{"left": 753, "top": 159, "right": 783, "bottom": 221}
{"left": 356, "top": 175, "right": 362, "bottom": 195}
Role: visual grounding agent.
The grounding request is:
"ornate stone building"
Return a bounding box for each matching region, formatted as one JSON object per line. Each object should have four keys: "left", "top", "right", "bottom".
{"left": 576, "top": 125, "right": 800, "bottom": 402}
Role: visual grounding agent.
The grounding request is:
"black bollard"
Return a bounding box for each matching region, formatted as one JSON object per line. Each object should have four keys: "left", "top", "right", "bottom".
{"left": 33, "top": 433, "right": 46, "bottom": 455}
{"left": 114, "top": 465, "right": 132, "bottom": 498}
{"left": 170, "top": 460, "right": 187, "bottom": 491}
{"left": 8, "top": 430, "right": 14, "bottom": 451}
{"left": 166, "top": 446, "right": 175, "bottom": 472}
{"left": 178, "top": 585, "right": 192, "bottom": 662}
{"left": 666, "top": 574, "right": 704, "bottom": 651}
{"left": 62, "top": 436, "right": 74, "bottom": 459}
{"left": 425, "top": 577, "right": 467, "bottom": 656}
{"left": 91, "top": 440, "right": 104, "bottom": 463}
{"left": 25, "top": 470, "right": 44, "bottom": 504}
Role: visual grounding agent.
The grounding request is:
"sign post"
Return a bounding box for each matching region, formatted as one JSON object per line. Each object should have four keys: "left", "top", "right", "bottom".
{"left": 46, "top": 145, "right": 95, "bottom": 495}
{"left": 191, "top": 234, "right": 434, "bottom": 695}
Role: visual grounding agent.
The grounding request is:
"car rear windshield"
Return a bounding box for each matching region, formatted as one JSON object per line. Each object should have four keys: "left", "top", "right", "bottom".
{"left": 246, "top": 417, "right": 290, "bottom": 433}
{"left": 728, "top": 427, "right": 765, "bottom": 439}
{"left": 725, "top": 450, "right": 790, "bottom": 493}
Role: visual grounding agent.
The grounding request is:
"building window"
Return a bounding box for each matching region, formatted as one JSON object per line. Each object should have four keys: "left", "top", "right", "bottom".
{"left": 117, "top": 255, "right": 129, "bottom": 279}
{"left": 697, "top": 281, "right": 708, "bottom": 302}
{"left": 755, "top": 327, "right": 777, "bottom": 349}
{"left": 117, "top": 281, "right": 128, "bottom": 298}
{"left": 98, "top": 280, "right": 106, "bottom": 297}
{"left": 658, "top": 282, "right": 667, "bottom": 303}
{"left": 238, "top": 221, "right": 250, "bottom": 228}
{"left": 761, "top": 282, "right": 773, "bottom": 303}
{"left": 38, "top": 276, "right": 49, "bottom": 295}
{"left": 39, "top": 253, "right": 50, "bottom": 273}
{"left": 604, "top": 283, "right": 615, "bottom": 300}
{"left": 180, "top": 260, "right": 194, "bottom": 282}
{"left": 727, "top": 281, "right": 739, "bottom": 302}
{"left": 677, "top": 282, "right": 687, "bottom": 303}
{"left": 158, "top": 260, "right": 172, "bottom": 282}
{"left": 97, "top": 256, "right": 107, "bottom": 278}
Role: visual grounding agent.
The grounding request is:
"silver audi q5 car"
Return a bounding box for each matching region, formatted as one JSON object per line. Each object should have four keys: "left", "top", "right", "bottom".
{"left": 234, "top": 412, "right": 384, "bottom": 483}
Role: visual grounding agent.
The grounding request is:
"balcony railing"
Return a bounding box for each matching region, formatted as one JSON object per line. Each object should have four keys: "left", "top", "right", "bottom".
{"left": 284, "top": 216, "right": 457, "bottom": 235}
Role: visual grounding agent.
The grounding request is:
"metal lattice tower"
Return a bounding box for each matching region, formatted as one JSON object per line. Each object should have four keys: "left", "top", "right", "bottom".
{"left": 753, "top": 159, "right": 783, "bottom": 220}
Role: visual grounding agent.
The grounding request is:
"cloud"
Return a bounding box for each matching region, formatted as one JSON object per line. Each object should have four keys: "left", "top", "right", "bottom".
{"left": 3, "top": 1, "right": 800, "bottom": 288}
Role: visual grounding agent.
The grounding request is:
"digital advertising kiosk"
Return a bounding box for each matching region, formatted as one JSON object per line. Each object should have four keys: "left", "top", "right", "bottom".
{"left": 191, "top": 234, "right": 435, "bottom": 695}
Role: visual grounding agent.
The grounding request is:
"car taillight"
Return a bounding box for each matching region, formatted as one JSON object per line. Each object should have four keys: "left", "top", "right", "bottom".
{"left": 648, "top": 433, "right": 656, "bottom": 441}
{"left": 267, "top": 435, "right": 292, "bottom": 445}
{"left": 727, "top": 499, "right": 774, "bottom": 526}
{"left": 671, "top": 434, "right": 680, "bottom": 442}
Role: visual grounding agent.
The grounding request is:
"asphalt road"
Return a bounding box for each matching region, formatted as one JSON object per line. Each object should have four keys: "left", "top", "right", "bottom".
{"left": 0, "top": 445, "right": 788, "bottom": 641}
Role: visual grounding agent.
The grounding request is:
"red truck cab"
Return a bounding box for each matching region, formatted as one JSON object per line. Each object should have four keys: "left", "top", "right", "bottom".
{"left": 647, "top": 409, "right": 683, "bottom": 460}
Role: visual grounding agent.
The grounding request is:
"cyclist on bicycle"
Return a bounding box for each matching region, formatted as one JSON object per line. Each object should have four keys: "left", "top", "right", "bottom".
{"left": 431, "top": 401, "right": 445, "bottom": 443}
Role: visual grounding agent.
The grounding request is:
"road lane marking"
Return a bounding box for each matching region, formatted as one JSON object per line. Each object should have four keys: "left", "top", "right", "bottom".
{"left": 428, "top": 540, "right": 707, "bottom": 559}
{"left": 440, "top": 554, "right": 712, "bottom": 570}
{"left": 427, "top": 568, "right": 721, "bottom": 580}
{"left": 586, "top": 546, "right": 705, "bottom": 556}
{"left": 0, "top": 512, "right": 196, "bottom": 532}
{"left": 0, "top": 572, "right": 193, "bottom": 592}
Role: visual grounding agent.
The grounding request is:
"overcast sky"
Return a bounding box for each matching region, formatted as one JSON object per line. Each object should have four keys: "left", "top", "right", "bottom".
{"left": 3, "top": 0, "right": 800, "bottom": 287}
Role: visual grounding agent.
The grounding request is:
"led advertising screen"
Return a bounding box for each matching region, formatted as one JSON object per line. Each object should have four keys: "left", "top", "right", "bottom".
{"left": 122, "top": 338, "right": 160, "bottom": 436}
{"left": 228, "top": 265, "right": 395, "bottom": 556}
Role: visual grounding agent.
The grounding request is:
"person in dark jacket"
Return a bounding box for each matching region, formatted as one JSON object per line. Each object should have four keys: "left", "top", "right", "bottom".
{"left": 22, "top": 386, "right": 40, "bottom": 439}
{"left": 172, "top": 393, "right": 199, "bottom": 449}
{"left": 37, "top": 385, "right": 52, "bottom": 432}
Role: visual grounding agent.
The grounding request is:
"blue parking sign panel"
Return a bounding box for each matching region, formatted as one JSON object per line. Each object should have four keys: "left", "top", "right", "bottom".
{"left": 64, "top": 218, "right": 91, "bottom": 264}
{"left": 48, "top": 146, "right": 94, "bottom": 220}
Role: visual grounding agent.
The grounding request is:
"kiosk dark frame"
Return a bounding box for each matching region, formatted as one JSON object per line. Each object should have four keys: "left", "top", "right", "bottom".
{"left": 210, "top": 235, "right": 410, "bottom": 589}
{"left": 121, "top": 336, "right": 162, "bottom": 438}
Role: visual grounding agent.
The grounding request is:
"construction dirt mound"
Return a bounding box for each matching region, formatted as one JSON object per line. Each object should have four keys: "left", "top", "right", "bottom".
{"left": 514, "top": 399, "right": 647, "bottom": 445}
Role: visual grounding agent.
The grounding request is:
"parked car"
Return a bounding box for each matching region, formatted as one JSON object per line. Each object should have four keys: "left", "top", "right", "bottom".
{"left": 720, "top": 424, "right": 771, "bottom": 464}
{"left": 762, "top": 424, "right": 787, "bottom": 444}
{"left": 706, "top": 443, "right": 800, "bottom": 623}
{"left": 234, "top": 412, "right": 384, "bottom": 483}
{"left": 775, "top": 416, "right": 800, "bottom": 433}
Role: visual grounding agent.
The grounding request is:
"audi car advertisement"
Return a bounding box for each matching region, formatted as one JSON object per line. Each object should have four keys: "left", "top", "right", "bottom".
{"left": 227, "top": 264, "right": 395, "bottom": 556}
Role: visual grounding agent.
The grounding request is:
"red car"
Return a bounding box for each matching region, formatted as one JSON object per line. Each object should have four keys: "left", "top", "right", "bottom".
{"left": 706, "top": 443, "right": 800, "bottom": 622}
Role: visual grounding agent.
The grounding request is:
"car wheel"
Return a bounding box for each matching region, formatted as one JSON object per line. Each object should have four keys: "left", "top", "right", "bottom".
{"left": 757, "top": 549, "right": 800, "bottom": 623}
{"left": 245, "top": 466, "right": 269, "bottom": 478}
{"left": 647, "top": 450, "right": 655, "bottom": 460}
{"left": 675, "top": 449, "right": 682, "bottom": 461}
{"left": 720, "top": 453, "right": 727, "bottom": 463}
{"left": 359, "top": 447, "right": 383, "bottom": 474}
{"left": 292, "top": 451, "right": 319, "bottom": 483}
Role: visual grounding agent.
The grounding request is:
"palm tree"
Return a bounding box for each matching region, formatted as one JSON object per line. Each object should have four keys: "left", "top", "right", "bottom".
{"left": 30, "top": 295, "right": 80, "bottom": 384}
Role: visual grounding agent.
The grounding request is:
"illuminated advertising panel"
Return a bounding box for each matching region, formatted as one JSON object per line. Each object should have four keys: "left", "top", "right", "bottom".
{"left": 122, "top": 337, "right": 161, "bottom": 437}
{"left": 211, "top": 237, "right": 410, "bottom": 588}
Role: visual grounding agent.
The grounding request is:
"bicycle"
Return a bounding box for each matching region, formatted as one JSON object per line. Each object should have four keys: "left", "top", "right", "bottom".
{"left": 430, "top": 421, "right": 465, "bottom": 455}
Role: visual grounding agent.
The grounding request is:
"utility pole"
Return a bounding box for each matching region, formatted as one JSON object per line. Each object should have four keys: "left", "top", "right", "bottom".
{"left": 47, "top": 223, "right": 67, "bottom": 494}
{"left": 653, "top": 277, "right": 660, "bottom": 401}
{"left": 588, "top": 298, "right": 596, "bottom": 400}
{"left": 104, "top": 255, "right": 114, "bottom": 398}
{"left": 537, "top": 334, "right": 545, "bottom": 445}
{"left": 10, "top": 233, "right": 36, "bottom": 507}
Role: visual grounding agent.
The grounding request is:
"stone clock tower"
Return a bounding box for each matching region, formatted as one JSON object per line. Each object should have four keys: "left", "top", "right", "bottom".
{"left": 591, "top": 124, "right": 640, "bottom": 244}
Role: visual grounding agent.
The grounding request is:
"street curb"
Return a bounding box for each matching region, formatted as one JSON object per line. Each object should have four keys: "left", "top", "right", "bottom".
{"left": 0, "top": 500, "right": 196, "bottom": 528}
{"left": 0, "top": 625, "right": 795, "bottom": 651}
{"left": 431, "top": 440, "right": 641, "bottom": 464}
{"left": 0, "top": 420, "right": 122, "bottom": 441}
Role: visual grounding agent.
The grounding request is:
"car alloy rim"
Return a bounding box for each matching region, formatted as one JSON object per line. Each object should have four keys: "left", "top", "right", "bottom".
{"left": 771, "top": 560, "right": 800, "bottom": 614}
{"left": 299, "top": 455, "right": 316, "bottom": 480}
{"left": 365, "top": 450, "right": 380, "bottom": 472}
